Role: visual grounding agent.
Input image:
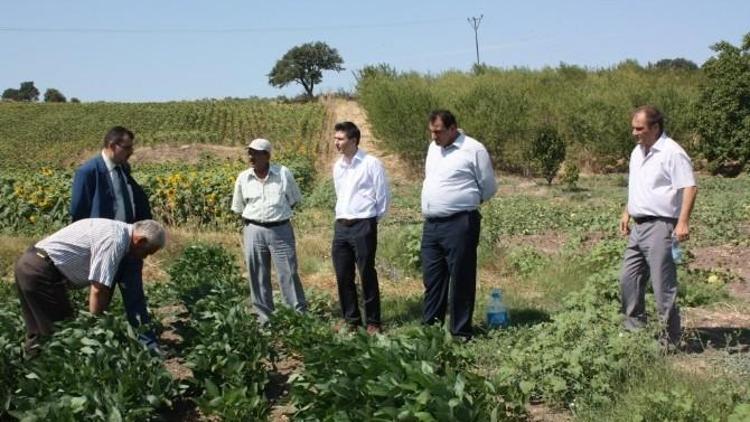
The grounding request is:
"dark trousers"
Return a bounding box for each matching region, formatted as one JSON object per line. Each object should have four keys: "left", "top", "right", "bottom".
{"left": 421, "top": 210, "right": 481, "bottom": 338}
{"left": 332, "top": 217, "right": 381, "bottom": 326}
{"left": 14, "top": 247, "right": 73, "bottom": 341}
{"left": 116, "top": 255, "right": 151, "bottom": 328}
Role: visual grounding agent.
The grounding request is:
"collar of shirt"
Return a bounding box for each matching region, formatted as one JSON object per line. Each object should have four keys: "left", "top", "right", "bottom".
{"left": 248, "top": 164, "right": 281, "bottom": 180}
{"left": 101, "top": 151, "right": 117, "bottom": 171}
{"left": 435, "top": 132, "right": 465, "bottom": 151}
{"left": 337, "top": 148, "right": 366, "bottom": 169}
{"left": 640, "top": 132, "right": 668, "bottom": 157}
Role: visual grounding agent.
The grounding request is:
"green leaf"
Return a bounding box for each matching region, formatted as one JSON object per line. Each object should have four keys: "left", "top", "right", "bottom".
{"left": 519, "top": 380, "right": 536, "bottom": 395}
{"left": 70, "top": 396, "right": 87, "bottom": 412}
{"left": 108, "top": 407, "right": 122, "bottom": 422}
{"left": 204, "top": 378, "right": 220, "bottom": 398}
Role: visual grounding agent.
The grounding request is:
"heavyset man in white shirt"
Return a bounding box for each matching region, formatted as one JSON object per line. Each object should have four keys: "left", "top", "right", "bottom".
{"left": 231, "top": 138, "right": 307, "bottom": 324}
{"left": 14, "top": 218, "right": 166, "bottom": 356}
{"left": 619, "top": 105, "right": 697, "bottom": 346}
{"left": 421, "top": 110, "right": 497, "bottom": 339}
{"left": 332, "top": 121, "right": 390, "bottom": 333}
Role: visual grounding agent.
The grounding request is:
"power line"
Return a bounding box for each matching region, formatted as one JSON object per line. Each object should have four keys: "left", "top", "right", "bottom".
{"left": 0, "top": 18, "right": 457, "bottom": 34}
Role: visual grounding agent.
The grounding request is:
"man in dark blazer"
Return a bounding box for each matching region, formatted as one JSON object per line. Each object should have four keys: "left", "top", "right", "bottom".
{"left": 71, "top": 126, "right": 158, "bottom": 348}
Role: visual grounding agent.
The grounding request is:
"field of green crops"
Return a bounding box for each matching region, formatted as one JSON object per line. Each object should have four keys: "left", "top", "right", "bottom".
{"left": 2, "top": 97, "right": 750, "bottom": 420}
{"left": 0, "top": 99, "right": 328, "bottom": 169}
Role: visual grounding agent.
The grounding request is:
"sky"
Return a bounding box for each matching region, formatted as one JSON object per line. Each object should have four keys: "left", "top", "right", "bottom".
{"left": 1, "top": 1, "right": 749, "bottom": 102}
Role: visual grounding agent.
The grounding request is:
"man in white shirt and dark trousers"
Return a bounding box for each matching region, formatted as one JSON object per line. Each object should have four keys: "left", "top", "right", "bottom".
{"left": 231, "top": 138, "right": 307, "bottom": 325}
{"left": 332, "top": 122, "right": 390, "bottom": 334}
{"left": 421, "top": 110, "right": 497, "bottom": 340}
{"left": 620, "top": 106, "right": 697, "bottom": 347}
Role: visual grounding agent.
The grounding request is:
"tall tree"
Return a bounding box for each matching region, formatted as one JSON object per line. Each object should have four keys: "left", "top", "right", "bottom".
{"left": 696, "top": 32, "right": 750, "bottom": 175}
{"left": 268, "top": 42, "right": 344, "bottom": 98}
{"left": 650, "top": 58, "right": 699, "bottom": 71}
{"left": 44, "top": 88, "right": 67, "bottom": 103}
{"left": 1, "top": 88, "right": 19, "bottom": 101}
{"left": 17, "top": 81, "right": 40, "bottom": 101}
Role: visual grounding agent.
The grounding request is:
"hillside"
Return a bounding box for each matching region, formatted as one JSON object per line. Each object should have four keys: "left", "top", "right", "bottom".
{"left": 0, "top": 99, "right": 328, "bottom": 169}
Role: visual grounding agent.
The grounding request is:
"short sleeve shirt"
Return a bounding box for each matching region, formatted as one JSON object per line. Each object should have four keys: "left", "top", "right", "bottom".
{"left": 35, "top": 218, "right": 132, "bottom": 289}
{"left": 627, "top": 133, "right": 696, "bottom": 219}
{"left": 230, "top": 164, "right": 301, "bottom": 222}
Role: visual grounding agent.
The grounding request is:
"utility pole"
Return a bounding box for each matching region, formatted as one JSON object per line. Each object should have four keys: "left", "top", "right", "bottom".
{"left": 467, "top": 14, "right": 484, "bottom": 66}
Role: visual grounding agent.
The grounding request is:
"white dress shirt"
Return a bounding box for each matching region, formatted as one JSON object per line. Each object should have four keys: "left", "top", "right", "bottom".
{"left": 333, "top": 149, "right": 390, "bottom": 220}
{"left": 36, "top": 218, "right": 132, "bottom": 289}
{"left": 421, "top": 133, "right": 497, "bottom": 218}
{"left": 231, "top": 164, "right": 301, "bottom": 222}
{"left": 101, "top": 152, "right": 135, "bottom": 222}
{"left": 627, "top": 133, "right": 696, "bottom": 219}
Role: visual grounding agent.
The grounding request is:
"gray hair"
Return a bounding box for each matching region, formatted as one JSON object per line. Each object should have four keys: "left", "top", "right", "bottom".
{"left": 133, "top": 220, "right": 166, "bottom": 249}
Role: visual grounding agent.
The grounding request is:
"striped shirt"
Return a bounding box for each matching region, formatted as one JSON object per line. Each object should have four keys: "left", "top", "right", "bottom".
{"left": 35, "top": 218, "right": 132, "bottom": 289}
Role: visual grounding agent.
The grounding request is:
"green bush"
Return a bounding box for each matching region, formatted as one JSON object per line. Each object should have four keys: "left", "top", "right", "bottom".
{"left": 358, "top": 65, "right": 702, "bottom": 172}
{"left": 696, "top": 32, "right": 750, "bottom": 175}
{"left": 357, "top": 73, "right": 437, "bottom": 163}
{"left": 529, "top": 125, "right": 566, "bottom": 184}
{"left": 560, "top": 161, "right": 580, "bottom": 190}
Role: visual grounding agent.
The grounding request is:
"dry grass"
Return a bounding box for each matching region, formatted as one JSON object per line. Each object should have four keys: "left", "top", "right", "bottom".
{"left": 0, "top": 234, "right": 35, "bottom": 280}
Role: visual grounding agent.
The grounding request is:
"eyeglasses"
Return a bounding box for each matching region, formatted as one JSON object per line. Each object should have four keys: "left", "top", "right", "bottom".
{"left": 116, "top": 143, "right": 134, "bottom": 151}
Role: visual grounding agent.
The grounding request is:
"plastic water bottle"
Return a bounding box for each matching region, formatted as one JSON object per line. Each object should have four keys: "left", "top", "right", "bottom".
{"left": 671, "top": 237, "right": 683, "bottom": 264}
{"left": 487, "top": 288, "right": 509, "bottom": 329}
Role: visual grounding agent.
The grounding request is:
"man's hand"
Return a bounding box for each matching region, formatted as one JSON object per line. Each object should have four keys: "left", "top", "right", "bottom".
{"left": 675, "top": 186, "right": 697, "bottom": 243}
{"left": 674, "top": 221, "right": 690, "bottom": 242}
{"left": 619, "top": 211, "right": 631, "bottom": 236}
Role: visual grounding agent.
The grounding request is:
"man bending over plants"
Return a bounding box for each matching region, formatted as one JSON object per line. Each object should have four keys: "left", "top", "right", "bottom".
{"left": 70, "top": 126, "right": 158, "bottom": 348}
{"left": 14, "top": 218, "right": 166, "bottom": 357}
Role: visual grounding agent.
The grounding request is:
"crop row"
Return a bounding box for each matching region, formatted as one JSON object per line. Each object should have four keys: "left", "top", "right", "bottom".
{"left": 3, "top": 242, "right": 750, "bottom": 420}
{"left": 0, "top": 99, "right": 328, "bottom": 169}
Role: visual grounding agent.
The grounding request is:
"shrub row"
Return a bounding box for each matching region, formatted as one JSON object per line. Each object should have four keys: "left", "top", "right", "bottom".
{"left": 358, "top": 65, "right": 702, "bottom": 172}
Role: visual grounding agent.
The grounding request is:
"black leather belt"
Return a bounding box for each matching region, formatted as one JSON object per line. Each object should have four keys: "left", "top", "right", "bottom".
{"left": 336, "top": 217, "right": 374, "bottom": 227}
{"left": 633, "top": 215, "right": 676, "bottom": 224}
{"left": 243, "top": 218, "right": 289, "bottom": 228}
{"left": 425, "top": 210, "right": 477, "bottom": 223}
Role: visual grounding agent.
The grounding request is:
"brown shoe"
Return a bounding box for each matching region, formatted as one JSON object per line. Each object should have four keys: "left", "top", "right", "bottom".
{"left": 366, "top": 324, "right": 382, "bottom": 335}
